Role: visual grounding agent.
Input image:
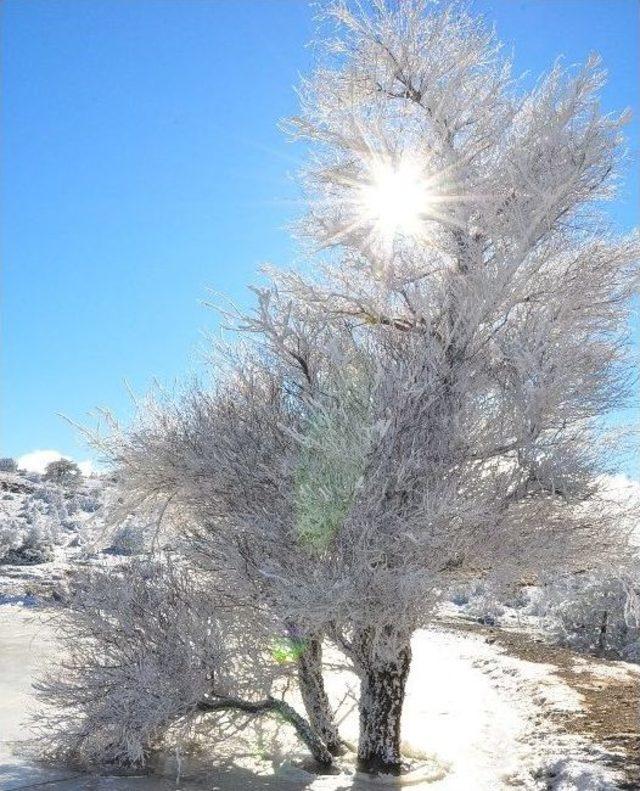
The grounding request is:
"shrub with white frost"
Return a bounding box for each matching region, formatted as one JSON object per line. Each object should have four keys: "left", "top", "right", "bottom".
{"left": 0, "top": 512, "right": 55, "bottom": 565}
{"left": 35, "top": 560, "right": 333, "bottom": 770}
{"left": 537, "top": 569, "right": 640, "bottom": 660}
{"left": 31, "top": 485, "right": 80, "bottom": 530}
{"left": 103, "top": 517, "right": 147, "bottom": 556}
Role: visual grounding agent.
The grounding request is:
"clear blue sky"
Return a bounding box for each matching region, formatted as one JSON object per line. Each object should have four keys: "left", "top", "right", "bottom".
{"left": 2, "top": 0, "right": 638, "bottom": 471}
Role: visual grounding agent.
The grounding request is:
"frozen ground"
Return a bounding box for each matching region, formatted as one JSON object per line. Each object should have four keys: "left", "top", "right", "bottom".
{"left": 0, "top": 604, "right": 629, "bottom": 791}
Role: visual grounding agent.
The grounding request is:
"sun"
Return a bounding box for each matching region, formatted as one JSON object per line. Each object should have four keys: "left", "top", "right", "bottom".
{"left": 357, "top": 154, "right": 433, "bottom": 244}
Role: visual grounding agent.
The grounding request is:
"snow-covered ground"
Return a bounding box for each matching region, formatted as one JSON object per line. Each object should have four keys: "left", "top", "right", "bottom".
{"left": 0, "top": 603, "right": 629, "bottom": 791}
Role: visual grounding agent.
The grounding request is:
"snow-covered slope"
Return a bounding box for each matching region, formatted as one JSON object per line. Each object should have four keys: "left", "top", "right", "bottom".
{"left": 0, "top": 469, "right": 106, "bottom": 602}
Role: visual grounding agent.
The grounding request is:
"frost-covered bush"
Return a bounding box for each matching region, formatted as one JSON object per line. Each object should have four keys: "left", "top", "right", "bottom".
{"left": 0, "top": 519, "right": 25, "bottom": 562}
{"left": 75, "top": 490, "right": 101, "bottom": 514}
{"left": 448, "top": 579, "right": 533, "bottom": 625}
{"left": 35, "top": 560, "right": 332, "bottom": 770}
{"left": 104, "top": 518, "right": 146, "bottom": 556}
{"left": 536, "top": 570, "right": 640, "bottom": 660}
{"left": 31, "top": 486, "right": 76, "bottom": 527}
{"left": 0, "top": 457, "right": 18, "bottom": 472}
{"left": 0, "top": 515, "right": 55, "bottom": 565}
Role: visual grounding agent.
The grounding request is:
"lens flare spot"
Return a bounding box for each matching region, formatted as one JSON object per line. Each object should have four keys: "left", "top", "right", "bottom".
{"left": 358, "top": 154, "right": 433, "bottom": 242}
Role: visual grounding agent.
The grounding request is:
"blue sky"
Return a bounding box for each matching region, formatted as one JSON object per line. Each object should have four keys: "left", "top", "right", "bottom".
{"left": 2, "top": 0, "right": 638, "bottom": 473}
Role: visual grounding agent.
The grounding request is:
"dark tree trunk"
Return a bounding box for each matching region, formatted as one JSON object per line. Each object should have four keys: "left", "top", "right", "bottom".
{"left": 297, "top": 633, "right": 345, "bottom": 756}
{"left": 355, "top": 634, "right": 412, "bottom": 775}
{"left": 597, "top": 609, "right": 608, "bottom": 656}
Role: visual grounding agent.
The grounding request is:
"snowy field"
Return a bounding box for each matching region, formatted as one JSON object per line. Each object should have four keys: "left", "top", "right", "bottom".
{"left": 1, "top": 601, "right": 633, "bottom": 791}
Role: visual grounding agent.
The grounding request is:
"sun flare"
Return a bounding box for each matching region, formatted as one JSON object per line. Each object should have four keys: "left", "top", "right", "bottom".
{"left": 357, "top": 154, "right": 433, "bottom": 243}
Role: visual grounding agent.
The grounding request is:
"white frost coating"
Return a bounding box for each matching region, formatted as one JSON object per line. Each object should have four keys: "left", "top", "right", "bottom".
{"left": 400, "top": 631, "right": 530, "bottom": 788}
{"left": 399, "top": 631, "right": 601, "bottom": 789}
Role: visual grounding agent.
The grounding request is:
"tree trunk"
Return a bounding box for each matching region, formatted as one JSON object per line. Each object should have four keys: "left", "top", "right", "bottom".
{"left": 356, "top": 637, "right": 412, "bottom": 775}
{"left": 297, "top": 633, "right": 345, "bottom": 756}
{"left": 597, "top": 609, "right": 608, "bottom": 656}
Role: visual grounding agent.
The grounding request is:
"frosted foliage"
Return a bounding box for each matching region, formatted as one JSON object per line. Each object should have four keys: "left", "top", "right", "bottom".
{"left": 91, "top": 0, "right": 638, "bottom": 774}
{"left": 105, "top": 516, "right": 149, "bottom": 555}
{"left": 0, "top": 487, "right": 76, "bottom": 565}
{"left": 44, "top": 459, "right": 82, "bottom": 487}
{"left": 0, "top": 516, "right": 55, "bottom": 565}
{"left": 448, "top": 580, "right": 510, "bottom": 624}
{"left": 538, "top": 570, "right": 640, "bottom": 660}
{"left": 32, "top": 486, "right": 79, "bottom": 528}
{"left": 36, "top": 561, "right": 281, "bottom": 769}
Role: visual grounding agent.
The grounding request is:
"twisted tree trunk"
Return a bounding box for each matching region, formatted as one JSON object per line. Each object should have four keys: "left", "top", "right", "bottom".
{"left": 354, "top": 630, "right": 412, "bottom": 775}
{"left": 297, "top": 633, "right": 345, "bottom": 756}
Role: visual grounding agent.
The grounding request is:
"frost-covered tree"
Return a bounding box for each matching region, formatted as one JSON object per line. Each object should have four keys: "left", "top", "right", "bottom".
{"left": 86, "top": 0, "right": 637, "bottom": 776}
{"left": 44, "top": 458, "right": 82, "bottom": 487}
{"left": 0, "top": 457, "right": 18, "bottom": 472}
{"left": 265, "top": 0, "right": 637, "bottom": 771}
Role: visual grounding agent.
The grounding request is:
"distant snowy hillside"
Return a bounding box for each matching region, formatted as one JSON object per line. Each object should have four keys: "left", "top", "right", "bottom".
{"left": 0, "top": 467, "right": 107, "bottom": 602}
